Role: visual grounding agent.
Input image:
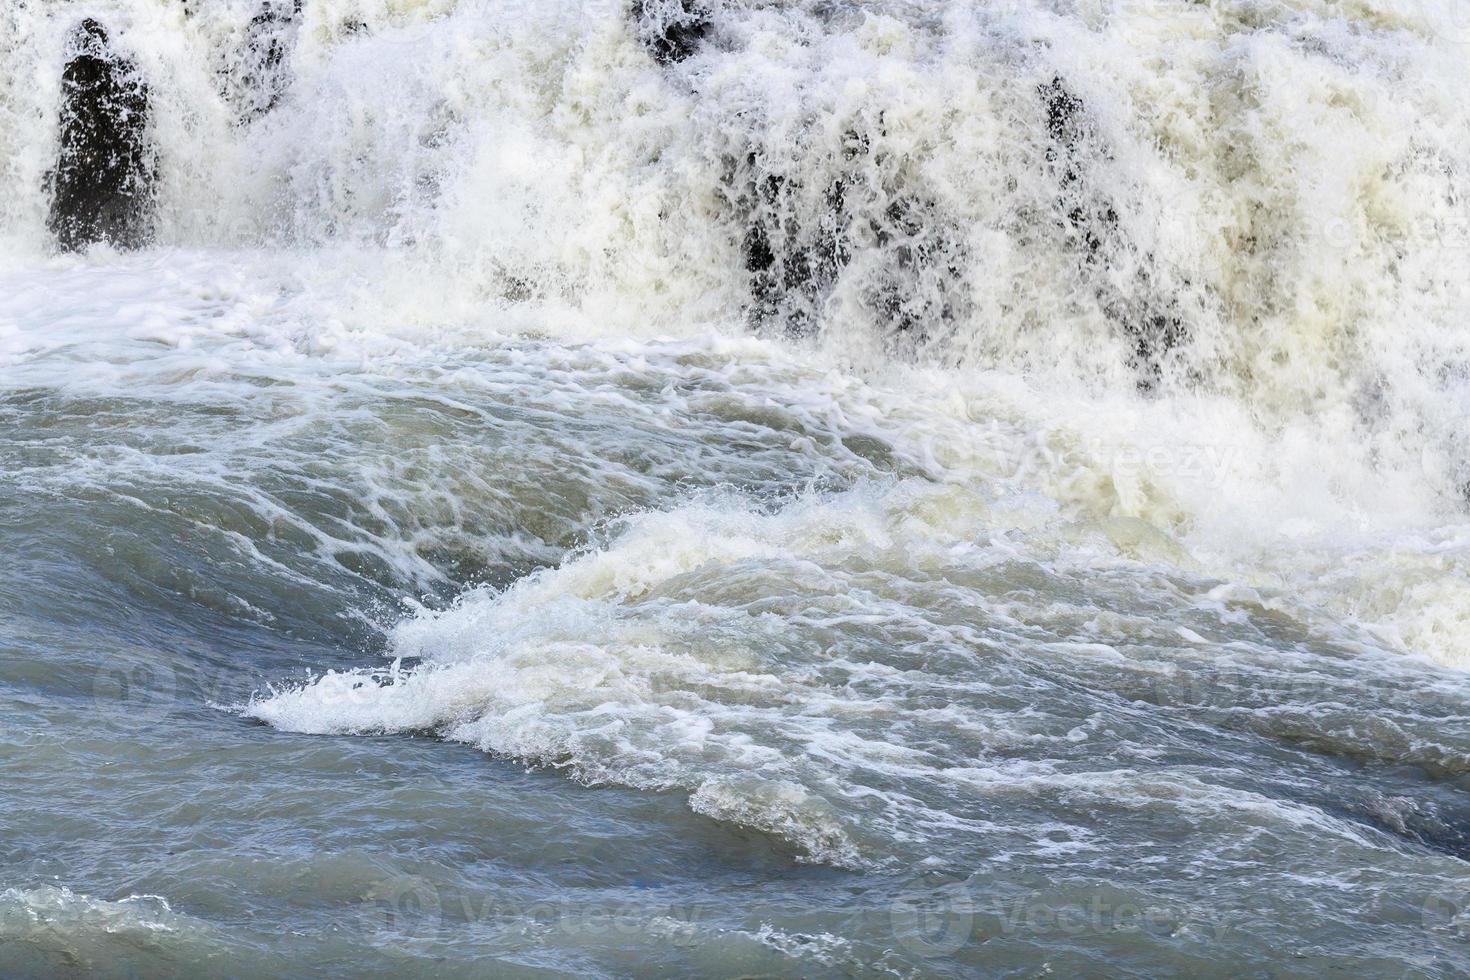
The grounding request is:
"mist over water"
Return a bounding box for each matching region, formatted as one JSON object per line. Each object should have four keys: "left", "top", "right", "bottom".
{"left": 3, "top": 0, "right": 1470, "bottom": 976}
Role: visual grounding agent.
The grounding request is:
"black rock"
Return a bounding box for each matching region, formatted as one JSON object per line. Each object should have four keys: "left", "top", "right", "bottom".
{"left": 46, "top": 19, "right": 156, "bottom": 252}
{"left": 730, "top": 126, "right": 966, "bottom": 345}
{"left": 733, "top": 158, "right": 847, "bottom": 338}
{"left": 1039, "top": 76, "right": 1118, "bottom": 261}
{"left": 867, "top": 195, "right": 964, "bottom": 342}
{"left": 237, "top": 0, "right": 302, "bottom": 121}
{"left": 1040, "top": 75, "right": 1086, "bottom": 156}
{"left": 1039, "top": 76, "right": 1186, "bottom": 389}
{"left": 632, "top": 0, "right": 711, "bottom": 66}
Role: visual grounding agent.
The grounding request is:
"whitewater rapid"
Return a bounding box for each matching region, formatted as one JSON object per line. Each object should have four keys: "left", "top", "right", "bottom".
{"left": 3, "top": 0, "right": 1470, "bottom": 975}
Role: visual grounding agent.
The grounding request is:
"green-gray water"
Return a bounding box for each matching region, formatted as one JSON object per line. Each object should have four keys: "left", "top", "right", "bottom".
{"left": 5, "top": 1, "right": 1470, "bottom": 976}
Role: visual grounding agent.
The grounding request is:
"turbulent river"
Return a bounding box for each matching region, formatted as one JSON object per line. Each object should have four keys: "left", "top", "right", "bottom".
{"left": 3, "top": 0, "right": 1470, "bottom": 976}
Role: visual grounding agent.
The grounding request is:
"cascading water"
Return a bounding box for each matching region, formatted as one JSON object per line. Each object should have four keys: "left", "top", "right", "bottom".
{"left": 2, "top": 1, "right": 1469, "bottom": 976}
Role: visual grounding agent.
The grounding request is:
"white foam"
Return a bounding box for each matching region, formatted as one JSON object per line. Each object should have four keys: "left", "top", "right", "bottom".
{"left": 5, "top": 0, "right": 1469, "bottom": 861}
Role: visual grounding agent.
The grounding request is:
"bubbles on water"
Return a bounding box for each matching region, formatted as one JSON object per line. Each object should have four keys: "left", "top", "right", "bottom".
{"left": 5, "top": 4, "right": 1470, "bottom": 978}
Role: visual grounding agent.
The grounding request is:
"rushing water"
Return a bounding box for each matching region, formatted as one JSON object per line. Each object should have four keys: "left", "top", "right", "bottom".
{"left": 3, "top": 0, "right": 1470, "bottom": 977}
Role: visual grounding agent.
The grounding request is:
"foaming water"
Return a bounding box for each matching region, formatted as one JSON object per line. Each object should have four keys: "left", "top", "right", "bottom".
{"left": 3, "top": 0, "right": 1470, "bottom": 976}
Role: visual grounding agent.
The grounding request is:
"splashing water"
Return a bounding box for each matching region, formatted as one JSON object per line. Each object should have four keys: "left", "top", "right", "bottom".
{"left": 3, "top": 0, "right": 1470, "bottom": 975}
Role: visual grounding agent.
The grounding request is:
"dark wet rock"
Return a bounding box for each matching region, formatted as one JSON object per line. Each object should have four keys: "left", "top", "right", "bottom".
{"left": 1041, "top": 76, "right": 1086, "bottom": 158}
{"left": 866, "top": 195, "right": 967, "bottom": 343}
{"left": 734, "top": 158, "right": 848, "bottom": 338}
{"left": 1041, "top": 77, "right": 1118, "bottom": 256}
{"left": 1039, "top": 76, "right": 1186, "bottom": 389}
{"left": 728, "top": 126, "right": 966, "bottom": 345}
{"left": 46, "top": 19, "right": 156, "bottom": 252}
{"left": 236, "top": 0, "right": 301, "bottom": 121}
{"left": 633, "top": 0, "right": 711, "bottom": 66}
